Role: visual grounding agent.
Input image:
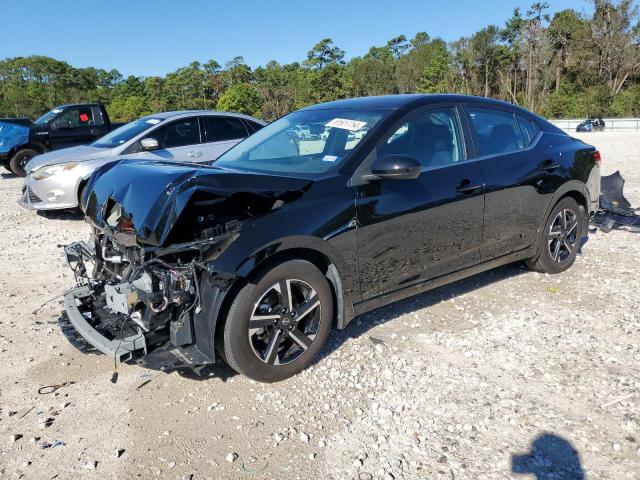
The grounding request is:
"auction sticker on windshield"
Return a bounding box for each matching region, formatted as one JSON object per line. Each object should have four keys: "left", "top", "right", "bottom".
{"left": 325, "top": 118, "right": 367, "bottom": 131}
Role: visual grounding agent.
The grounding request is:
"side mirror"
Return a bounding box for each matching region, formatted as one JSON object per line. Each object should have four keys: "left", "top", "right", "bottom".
{"left": 140, "top": 138, "right": 159, "bottom": 151}
{"left": 368, "top": 154, "right": 422, "bottom": 180}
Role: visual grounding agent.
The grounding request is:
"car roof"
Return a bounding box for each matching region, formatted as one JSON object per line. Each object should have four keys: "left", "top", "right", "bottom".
{"left": 54, "top": 103, "right": 102, "bottom": 109}
{"left": 302, "top": 94, "right": 531, "bottom": 113}
{"left": 139, "top": 110, "right": 265, "bottom": 123}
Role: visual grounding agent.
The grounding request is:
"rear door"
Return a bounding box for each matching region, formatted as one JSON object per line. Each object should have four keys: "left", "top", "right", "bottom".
{"left": 201, "top": 115, "right": 250, "bottom": 160}
{"left": 354, "top": 104, "right": 485, "bottom": 300}
{"left": 136, "top": 117, "right": 204, "bottom": 162}
{"left": 464, "top": 105, "right": 554, "bottom": 260}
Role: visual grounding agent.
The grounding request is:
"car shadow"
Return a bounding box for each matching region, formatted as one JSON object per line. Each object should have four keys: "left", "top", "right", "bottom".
{"left": 315, "top": 263, "right": 525, "bottom": 364}
{"left": 37, "top": 208, "right": 84, "bottom": 221}
{"left": 512, "top": 433, "right": 585, "bottom": 479}
{"left": 1, "top": 172, "right": 17, "bottom": 179}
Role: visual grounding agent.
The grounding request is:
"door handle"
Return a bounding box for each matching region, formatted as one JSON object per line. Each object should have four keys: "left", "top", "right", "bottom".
{"left": 540, "top": 159, "right": 560, "bottom": 172}
{"left": 456, "top": 179, "right": 483, "bottom": 194}
{"left": 187, "top": 150, "right": 202, "bottom": 158}
{"left": 90, "top": 129, "right": 99, "bottom": 135}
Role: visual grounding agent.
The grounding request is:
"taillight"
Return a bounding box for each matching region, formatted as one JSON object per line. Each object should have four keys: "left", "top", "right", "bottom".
{"left": 593, "top": 150, "right": 601, "bottom": 167}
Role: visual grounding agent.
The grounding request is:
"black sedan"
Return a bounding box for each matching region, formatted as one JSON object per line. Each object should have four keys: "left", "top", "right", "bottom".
{"left": 61, "top": 94, "right": 601, "bottom": 382}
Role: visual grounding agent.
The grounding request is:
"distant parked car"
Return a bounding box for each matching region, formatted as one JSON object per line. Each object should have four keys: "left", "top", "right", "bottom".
{"left": 576, "top": 118, "right": 605, "bottom": 132}
{"left": 19, "top": 111, "right": 265, "bottom": 211}
{"left": 0, "top": 103, "right": 125, "bottom": 177}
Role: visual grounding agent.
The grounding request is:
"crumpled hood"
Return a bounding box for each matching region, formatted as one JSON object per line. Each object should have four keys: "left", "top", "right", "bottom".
{"left": 26, "top": 145, "right": 112, "bottom": 173}
{"left": 84, "top": 159, "right": 313, "bottom": 247}
{"left": 0, "top": 121, "right": 29, "bottom": 154}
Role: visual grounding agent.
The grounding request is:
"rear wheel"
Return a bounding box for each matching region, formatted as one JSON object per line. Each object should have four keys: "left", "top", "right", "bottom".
{"left": 526, "top": 197, "right": 584, "bottom": 274}
{"left": 10, "top": 149, "right": 38, "bottom": 177}
{"left": 222, "top": 260, "right": 333, "bottom": 382}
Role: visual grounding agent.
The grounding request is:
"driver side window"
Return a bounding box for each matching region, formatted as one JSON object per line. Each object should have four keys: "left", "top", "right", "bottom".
{"left": 55, "top": 107, "right": 94, "bottom": 128}
{"left": 381, "top": 107, "right": 465, "bottom": 169}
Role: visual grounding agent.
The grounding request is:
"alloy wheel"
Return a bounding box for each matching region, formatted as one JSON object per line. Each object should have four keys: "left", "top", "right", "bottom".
{"left": 248, "top": 279, "right": 321, "bottom": 366}
{"left": 548, "top": 208, "right": 578, "bottom": 263}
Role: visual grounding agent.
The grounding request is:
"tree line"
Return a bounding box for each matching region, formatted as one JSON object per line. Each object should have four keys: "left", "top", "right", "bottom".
{"left": 1, "top": 0, "right": 639, "bottom": 123}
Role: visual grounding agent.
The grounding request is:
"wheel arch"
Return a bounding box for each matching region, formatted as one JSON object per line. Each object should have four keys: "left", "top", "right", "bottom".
{"left": 242, "top": 247, "right": 351, "bottom": 327}
{"left": 8, "top": 143, "right": 45, "bottom": 160}
{"left": 211, "top": 240, "right": 356, "bottom": 359}
{"left": 535, "top": 181, "right": 590, "bottom": 254}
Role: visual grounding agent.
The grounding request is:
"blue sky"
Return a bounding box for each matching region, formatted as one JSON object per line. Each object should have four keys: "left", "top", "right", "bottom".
{"left": 1, "top": 0, "right": 591, "bottom": 77}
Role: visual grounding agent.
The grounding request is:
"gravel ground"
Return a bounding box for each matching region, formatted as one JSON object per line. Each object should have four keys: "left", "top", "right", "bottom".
{"left": 0, "top": 131, "right": 638, "bottom": 480}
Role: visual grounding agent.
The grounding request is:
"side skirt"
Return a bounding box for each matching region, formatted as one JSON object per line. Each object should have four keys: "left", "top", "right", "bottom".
{"left": 349, "top": 246, "right": 535, "bottom": 322}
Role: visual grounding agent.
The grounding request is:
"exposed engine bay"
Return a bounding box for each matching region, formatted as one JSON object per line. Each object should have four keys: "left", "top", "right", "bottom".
{"left": 63, "top": 212, "right": 242, "bottom": 368}
{"left": 60, "top": 160, "right": 312, "bottom": 369}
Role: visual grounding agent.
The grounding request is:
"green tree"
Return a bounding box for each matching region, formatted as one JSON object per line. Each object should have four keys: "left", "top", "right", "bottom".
{"left": 305, "top": 39, "right": 345, "bottom": 69}
{"left": 548, "top": 9, "right": 590, "bottom": 92}
{"left": 420, "top": 42, "right": 451, "bottom": 93}
{"left": 108, "top": 95, "right": 151, "bottom": 122}
{"left": 217, "top": 83, "right": 262, "bottom": 117}
{"left": 591, "top": 0, "right": 640, "bottom": 94}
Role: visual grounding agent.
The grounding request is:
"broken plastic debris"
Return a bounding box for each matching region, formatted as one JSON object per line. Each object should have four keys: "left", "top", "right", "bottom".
{"left": 592, "top": 171, "right": 640, "bottom": 233}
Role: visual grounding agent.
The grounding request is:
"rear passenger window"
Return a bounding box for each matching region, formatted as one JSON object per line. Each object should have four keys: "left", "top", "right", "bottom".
{"left": 517, "top": 116, "right": 538, "bottom": 146}
{"left": 468, "top": 108, "right": 524, "bottom": 156}
{"left": 204, "top": 116, "right": 248, "bottom": 142}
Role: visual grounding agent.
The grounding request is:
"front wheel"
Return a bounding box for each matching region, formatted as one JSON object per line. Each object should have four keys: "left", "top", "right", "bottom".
{"left": 526, "top": 197, "right": 584, "bottom": 274}
{"left": 222, "top": 260, "right": 333, "bottom": 382}
{"left": 10, "top": 149, "right": 38, "bottom": 177}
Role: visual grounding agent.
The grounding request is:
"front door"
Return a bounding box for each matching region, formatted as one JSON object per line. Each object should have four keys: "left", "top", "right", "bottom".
{"left": 49, "top": 106, "right": 96, "bottom": 149}
{"left": 135, "top": 117, "right": 204, "bottom": 163}
{"left": 355, "top": 105, "right": 485, "bottom": 300}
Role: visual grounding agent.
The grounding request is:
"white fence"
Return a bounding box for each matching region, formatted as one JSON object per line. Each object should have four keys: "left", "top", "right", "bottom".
{"left": 550, "top": 118, "right": 640, "bottom": 131}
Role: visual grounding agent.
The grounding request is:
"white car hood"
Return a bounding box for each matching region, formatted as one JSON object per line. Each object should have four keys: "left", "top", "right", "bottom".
{"left": 26, "top": 145, "right": 115, "bottom": 173}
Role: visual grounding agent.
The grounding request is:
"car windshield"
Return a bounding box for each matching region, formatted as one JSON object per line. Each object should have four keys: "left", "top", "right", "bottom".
{"left": 212, "top": 108, "right": 388, "bottom": 176}
{"left": 34, "top": 108, "right": 64, "bottom": 125}
{"left": 91, "top": 117, "right": 164, "bottom": 148}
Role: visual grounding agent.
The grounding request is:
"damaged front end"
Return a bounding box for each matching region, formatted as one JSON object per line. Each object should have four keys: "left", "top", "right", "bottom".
{"left": 63, "top": 217, "right": 241, "bottom": 369}
{"left": 61, "top": 160, "right": 311, "bottom": 370}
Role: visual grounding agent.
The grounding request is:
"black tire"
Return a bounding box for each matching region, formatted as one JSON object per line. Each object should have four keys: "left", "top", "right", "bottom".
{"left": 526, "top": 197, "right": 584, "bottom": 274}
{"left": 222, "top": 259, "right": 333, "bottom": 382}
{"left": 9, "top": 149, "right": 38, "bottom": 177}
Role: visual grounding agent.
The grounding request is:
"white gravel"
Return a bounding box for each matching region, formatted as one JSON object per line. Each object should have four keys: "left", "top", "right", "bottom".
{"left": 0, "top": 131, "right": 638, "bottom": 479}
